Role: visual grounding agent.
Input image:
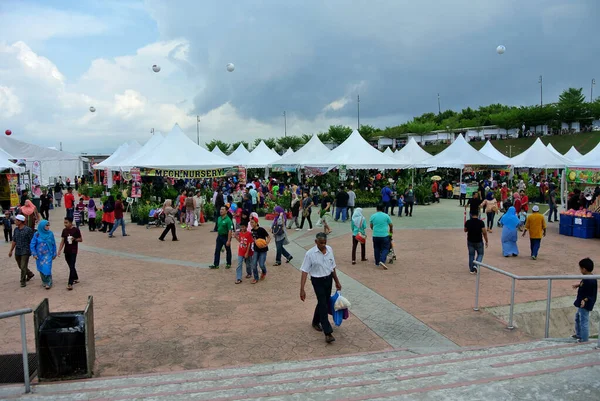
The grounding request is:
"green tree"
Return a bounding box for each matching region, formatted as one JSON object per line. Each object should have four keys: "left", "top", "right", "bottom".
{"left": 317, "top": 132, "right": 331, "bottom": 143}
{"left": 406, "top": 120, "right": 437, "bottom": 134}
{"left": 253, "top": 138, "right": 277, "bottom": 149}
{"left": 276, "top": 135, "right": 305, "bottom": 151}
{"left": 205, "top": 140, "right": 229, "bottom": 153}
{"left": 586, "top": 99, "right": 600, "bottom": 119}
{"left": 557, "top": 87, "right": 587, "bottom": 123}
{"left": 300, "top": 134, "right": 313, "bottom": 144}
{"left": 327, "top": 125, "right": 353, "bottom": 144}
{"left": 358, "top": 124, "right": 379, "bottom": 140}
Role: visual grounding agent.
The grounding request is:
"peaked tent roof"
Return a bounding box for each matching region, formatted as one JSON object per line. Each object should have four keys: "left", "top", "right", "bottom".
{"left": 0, "top": 148, "right": 25, "bottom": 172}
{"left": 133, "top": 124, "right": 233, "bottom": 169}
{"left": 0, "top": 135, "right": 80, "bottom": 161}
{"left": 271, "top": 135, "right": 331, "bottom": 167}
{"left": 95, "top": 141, "right": 142, "bottom": 170}
{"left": 479, "top": 140, "right": 510, "bottom": 162}
{"left": 118, "top": 133, "right": 165, "bottom": 170}
{"left": 242, "top": 141, "right": 282, "bottom": 168}
{"left": 416, "top": 135, "right": 507, "bottom": 168}
{"left": 383, "top": 147, "right": 394, "bottom": 156}
{"left": 393, "top": 137, "right": 431, "bottom": 167}
{"left": 211, "top": 146, "right": 229, "bottom": 159}
{"left": 509, "top": 138, "right": 570, "bottom": 168}
{"left": 313, "top": 130, "right": 399, "bottom": 169}
{"left": 569, "top": 142, "right": 600, "bottom": 168}
{"left": 282, "top": 148, "right": 294, "bottom": 157}
{"left": 228, "top": 144, "right": 251, "bottom": 164}
{"left": 564, "top": 146, "right": 583, "bottom": 161}
{"left": 546, "top": 143, "right": 562, "bottom": 157}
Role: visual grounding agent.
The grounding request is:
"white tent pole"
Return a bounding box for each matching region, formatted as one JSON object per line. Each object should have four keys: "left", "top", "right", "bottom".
{"left": 560, "top": 169, "right": 566, "bottom": 210}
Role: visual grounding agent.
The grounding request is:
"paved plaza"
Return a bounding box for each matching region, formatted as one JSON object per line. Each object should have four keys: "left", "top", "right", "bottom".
{"left": 0, "top": 199, "right": 597, "bottom": 378}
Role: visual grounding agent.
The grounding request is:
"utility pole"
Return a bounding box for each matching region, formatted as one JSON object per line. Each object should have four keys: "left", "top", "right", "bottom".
{"left": 437, "top": 93, "right": 441, "bottom": 115}
{"left": 59, "top": 142, "right": 62, "bottom": 151}
{"left": 538, "top": 75, "right": 543, "bottom": 107}
{"left": 196, "top": 115, "right": 200, "bottom": 145}
{"left": 283, "top": 111, "right": 287, "bottom": 137}
{"left": 592, "top": 78, "right": 596, "bottom": 102}
{"left": 357, "top": 94, "right": 360, "bottom": 130}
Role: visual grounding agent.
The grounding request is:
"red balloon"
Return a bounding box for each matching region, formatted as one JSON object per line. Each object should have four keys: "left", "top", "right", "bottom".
{"left": 5, "top": 130, "right": 11, "bottom": 136}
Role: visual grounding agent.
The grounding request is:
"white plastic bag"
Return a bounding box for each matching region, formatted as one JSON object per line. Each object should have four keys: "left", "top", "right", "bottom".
{"left": 193, "top": 218, "right": 199, "bottom": 227}
{"left": 334, "top": 293, "right": 351, "bottom": 311}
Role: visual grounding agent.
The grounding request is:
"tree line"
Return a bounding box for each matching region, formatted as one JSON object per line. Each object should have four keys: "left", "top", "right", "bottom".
{"left": 206, "top": 88, "right": 600, "bottom": 154}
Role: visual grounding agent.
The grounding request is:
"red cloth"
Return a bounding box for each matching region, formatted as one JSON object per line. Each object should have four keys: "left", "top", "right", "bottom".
{"left": 237, "top": 231, "right": 254, "bottom": 257}
{"left": 114, "top": 201, "right": 124, "bottom": 219}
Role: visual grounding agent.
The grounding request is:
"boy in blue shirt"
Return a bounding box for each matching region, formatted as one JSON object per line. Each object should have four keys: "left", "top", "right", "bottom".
{"left": 571, "top": 258, "right": 597, "bottom": 343}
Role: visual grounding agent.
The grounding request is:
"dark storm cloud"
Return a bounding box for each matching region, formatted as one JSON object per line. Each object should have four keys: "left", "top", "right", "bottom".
{"left": 145, "top": 0, "right": 600, "bottom": 123}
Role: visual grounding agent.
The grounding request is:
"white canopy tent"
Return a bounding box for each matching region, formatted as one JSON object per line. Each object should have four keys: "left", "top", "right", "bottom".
{"left": 271, "top": 135, "right": 331, "bottom": 167}
{"left": 242, "top": 141, "right": 282, "bottom": 168}
{"left": 509, "top": 138, "right": 570, "bottom": 168}
{"left": 282, "top": 148, "right": 294, "bottom": 157}
{"left": 383, "top": 147, "right": 394, "bottom": 156}
{"left": 479, "top": 140, "right": 511, "bottom": 162}
{"left": 0, "top": 135, "right": 82, "bottom": 185}
{"left": 416, "top": 134, "right": 508, "bottom": 168}
{"left": 546, "top": 143, "right": 563, "bottom": 157}
{"left": 393, "top": 137, "right": 432, "bottom": 167}
{"left": 0, "top": 147, "right": 25, "bottom": 173}
{"left": 132, "top": 124, "right": 233, "bottom": 169}
{"left": 313, "top": 130, "right": 399, "bottom": 169}
{"left": 94, "top": 141, "right": 142, "bottom": 171}
{"left": 564, "top": 146, "right": 583, "bottom": 161}
{"left": 117, "top": 132, "right": 165, "bottom": 170}
{"left": 211, "top": 146, "right": 229, "bottom": 159}
{"left": 569, "top": 142, "right": 600, "bottom": 168}
{"left": 228, "top": 144, "right": 251, "bottom": 164}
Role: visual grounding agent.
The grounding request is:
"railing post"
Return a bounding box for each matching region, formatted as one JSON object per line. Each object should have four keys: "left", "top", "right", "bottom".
{"left": 20, "top": 314, "right": 30, "bottom": 393}
{"left": 545, "top": 279, "right": 552, "bottom": 338}
{"left": 508, "top": 278, "right": 516, "bottom": 330}
{"left": 473, "top": 263, "right": 481, "bottom": 311}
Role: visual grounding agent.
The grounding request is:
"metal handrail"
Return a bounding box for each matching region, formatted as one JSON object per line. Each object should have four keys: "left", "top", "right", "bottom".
{"left": 473, "top": 261, "right": 600, "bottom": 338}
{"left": 0, "top": 308, "right": 33, "bottom": 393}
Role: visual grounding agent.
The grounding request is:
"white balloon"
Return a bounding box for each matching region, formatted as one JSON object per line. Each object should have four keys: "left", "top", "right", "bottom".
{"left": 152, "top": 64, "right": 161, "bottom": 73}
{"left": 496, "top": 45, "right": 506, "bottom": 55}
{"left": 226, "top": 63, "right": 235, "bottom": 72}
{"left": 89, "top": 106, "right": 96, "bottom": 113}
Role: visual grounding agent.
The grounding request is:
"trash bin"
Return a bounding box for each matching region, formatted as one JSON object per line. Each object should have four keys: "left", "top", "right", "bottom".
{"left": 33, "top": 297, "right": 95, "bottom": 381}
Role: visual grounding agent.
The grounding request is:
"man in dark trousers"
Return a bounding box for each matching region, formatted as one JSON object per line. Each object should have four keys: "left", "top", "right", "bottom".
{"left": 334, "top": 187, "right": 349, "bottom": 222}
{"left": 464, "top": 211, "right": 488, "bottom": 274}
{"left": 40, "top": 188, "right": 51, "bottom": 220}
{"left": 300, "top": 232, "right": 342, "bottom": 343}
{"left": 8, "top": 215, "right": 35, "bottom": 287}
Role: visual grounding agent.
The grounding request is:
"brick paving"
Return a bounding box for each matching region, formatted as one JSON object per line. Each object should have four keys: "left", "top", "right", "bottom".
{"left": 0, "top": 198, "right": 598, "bottom": 378}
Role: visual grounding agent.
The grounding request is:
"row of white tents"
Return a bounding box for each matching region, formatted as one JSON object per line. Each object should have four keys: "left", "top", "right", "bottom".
{"left": 95, "top": 123, "right": 600, "bottom": 172}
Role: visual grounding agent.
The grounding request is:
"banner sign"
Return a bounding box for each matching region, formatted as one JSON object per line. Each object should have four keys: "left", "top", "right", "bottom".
{"left": 140, "top": 167, "right": 239, "bottom": 179}
{"left": 7, "top": 174, "right": 19, "bottom": 206}
{"left": 566, "top": 167, "right": 600, "bottom": 185}
{"left": 271, "top": 166, "right": 297, "bottom": 172}
{"left": 304, "top": 167, "right": 331, "bottom": 177}
{"left": 463, "top": 165, "right": 511, "bottom": 173}
{"left": 339, "top": 165, "right": 347, "bottom": 182}
{"left": 130, "top": 168, "right": 142, "bottom": 198}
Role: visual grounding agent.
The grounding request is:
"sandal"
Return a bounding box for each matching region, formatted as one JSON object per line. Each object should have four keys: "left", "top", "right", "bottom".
{"left": 235, "top": 279, "right": 242, "bottom": 284}
{"left": 67, "top": 284, "right": 73, "bottom": 291}
{"left": 245, "top": 274, "right": 252, "bottom": 279}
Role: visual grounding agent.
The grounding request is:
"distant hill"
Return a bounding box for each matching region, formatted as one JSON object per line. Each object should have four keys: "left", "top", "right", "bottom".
{"left": 422, "top": 132, "right": 600, "bottom": 157}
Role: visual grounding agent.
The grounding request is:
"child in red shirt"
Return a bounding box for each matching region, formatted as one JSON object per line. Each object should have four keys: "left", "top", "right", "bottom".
{"left": 234, "top": 223, "right": 254, "bottom": 284}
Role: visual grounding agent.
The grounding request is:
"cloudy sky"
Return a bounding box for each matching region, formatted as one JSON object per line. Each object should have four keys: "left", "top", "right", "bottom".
{"left": 0, "top": 0, "right": 598, "bottom": 154}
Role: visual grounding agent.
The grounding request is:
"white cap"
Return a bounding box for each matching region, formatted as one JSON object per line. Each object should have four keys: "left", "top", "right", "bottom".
{"left": 15, "top": 214, "right": 25, "bottom": 222}
{"left": 532, "top": 205, "right": 540, "bottom": 212}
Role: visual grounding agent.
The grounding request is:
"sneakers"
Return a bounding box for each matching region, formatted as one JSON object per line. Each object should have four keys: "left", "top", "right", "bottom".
{"left": 312, "top": 323, "right": 323, "bottom": 332}
{"left": 570, "top": 334, "right": 580, "bottom": 339}
{"left": 325, "top": 334, "right": 336, "bottom": 343}
{"left": 209, "top": 265, "right": 219, "bottom": 269}
{"left": 245, "top": 274, "right": 252, "bottom": 279}
{"left": 225, "top": 264, "right": 231, "bottom": 269}
{"left": 286, "top": 257, "right": 293, "bottom": 263}
{"left": 251, "top": 279, "right": 258, "bottom": 284}
{"left": 531, "top": 256, "right": 537, "bottom": 260}
{"left": 260, "top": 272, "right": 266, "bottom": 280}
{"left": 380, "top": 262, "right": 388, "bottom": 270}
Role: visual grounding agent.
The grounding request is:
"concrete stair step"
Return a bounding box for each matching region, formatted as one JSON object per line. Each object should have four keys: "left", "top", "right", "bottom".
{"left": 1, "top": 340, "right": 598, "bottom": 400}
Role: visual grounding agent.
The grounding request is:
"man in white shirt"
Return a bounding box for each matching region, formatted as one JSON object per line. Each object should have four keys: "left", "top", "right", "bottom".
{"left": 300, "top": 232, "right": 342, "bottom": 343}
{"left": 459, "top": 182, "right": 467, "bottom": 207}
{"left": 347, "top": 188, "right": 357, "bottom": 218}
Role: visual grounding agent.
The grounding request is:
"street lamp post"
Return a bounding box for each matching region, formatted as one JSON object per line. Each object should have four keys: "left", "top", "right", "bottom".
{"left": 437, "top": 93, "right": 441, "bottom": 115}
{"left": 592, "top": 79, "right": 596, "bottom": 102}
{"left": 357, "top": 95, "right": 360, "bottom": 130}
{"left": 196, "top": 115, "right": 200, "bottom": 145}
{"left": 539, "top": 75, "right": 543, "bottom": 107}
{"left": 283, "top": 111, "right": 287, "bottom": 137}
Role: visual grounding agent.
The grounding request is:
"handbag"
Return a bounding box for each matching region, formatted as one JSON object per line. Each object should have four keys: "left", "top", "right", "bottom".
{"left": 302, "top": 208, "right": 309, "bottom": 217}
{"left": 355, "top": 232, "right": 366, "bottom": 244}
{"left": 272, "top": 223, "right": 284, "bottom": 236}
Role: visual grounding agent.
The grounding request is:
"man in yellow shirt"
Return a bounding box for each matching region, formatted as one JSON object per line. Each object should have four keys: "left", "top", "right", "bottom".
{"left": 522, "top": 205, "right": 547, "bottom": 260}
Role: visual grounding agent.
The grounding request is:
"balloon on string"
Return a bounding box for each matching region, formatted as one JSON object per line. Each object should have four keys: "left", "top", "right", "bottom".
{"left": 226, "top": 63, "right": 235, "bottom": 72}
{"left": 152, "top": 64, "right": 161, "bottom": 73}
{"left": 496, "top": 45, "right": 506, "bottom": 55}
{"left": 89, "top": 106, "right": 96, "bottom": 113}
{"left": 230, "top": 203, "right": 238, "bottom": 212}
{"left": 5, "top": 129, "right": 11, "bottom": 136}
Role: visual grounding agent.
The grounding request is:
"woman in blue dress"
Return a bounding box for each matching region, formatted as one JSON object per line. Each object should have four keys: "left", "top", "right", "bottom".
{"left": 500, "top": 206, "right": 520, "bottom": 257}
{"left": 30, "top": 220, "right": 57, "bottom": 289}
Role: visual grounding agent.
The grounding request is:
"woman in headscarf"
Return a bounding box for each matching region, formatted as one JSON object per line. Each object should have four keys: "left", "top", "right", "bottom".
{"left": 30, "top": 220, "right": 57, "bottom": 289}
{"left": 87, "top": 199, "right": 97, "bottom": 231}
{"left": 159, "top": 199, "right": 178, "bottom": 241}
{"left": 499, "top": 206, "right": 520, "bottom": 257}
{"left": 480, "top": 192, "right": 498, "bottom": 233}
{"left": 350, "top": 208, "right": 367, "bottom": 265}
{"left": 272, "top": 205, "right": 292, "bottom": 266}
{"left": 101, "top": 195, "right": 115, "bottom": 233}
{"left": 20, "top": 200, "right": 40, "bottom": 230}
{"left": 287, "top": 193, "right": 300, "bottom": 230}
{"left": 512, "top": 192, "right": 522, "bottom": 214}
